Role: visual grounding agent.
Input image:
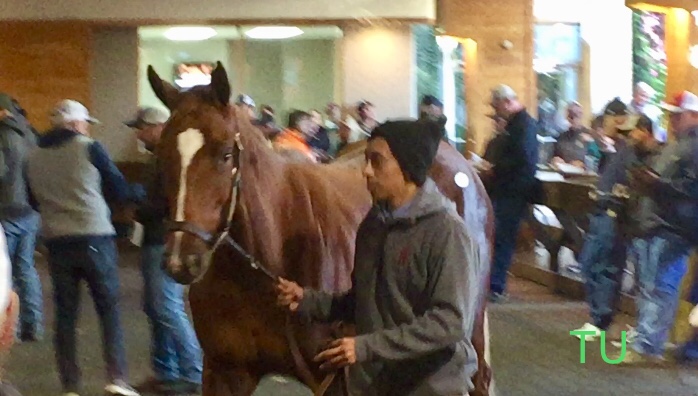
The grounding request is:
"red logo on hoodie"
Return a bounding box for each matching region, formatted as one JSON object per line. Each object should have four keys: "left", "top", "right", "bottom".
{"left": 398, "top": 245, "right": 411, "bottom": 266}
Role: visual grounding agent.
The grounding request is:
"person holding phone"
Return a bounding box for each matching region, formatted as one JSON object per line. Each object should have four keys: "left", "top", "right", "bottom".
{"left": 622, "top": 91, "right": 698, "bottom": 365}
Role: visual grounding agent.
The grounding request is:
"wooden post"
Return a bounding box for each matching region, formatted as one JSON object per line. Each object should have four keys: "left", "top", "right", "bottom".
{"left": 437, "top": 0, "right": 536, "bottom": 155}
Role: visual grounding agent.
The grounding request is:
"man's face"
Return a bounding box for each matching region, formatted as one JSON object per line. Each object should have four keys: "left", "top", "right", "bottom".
{"left": 634, "top": 88, "right": 650, "bottom": 107}
{"left": 327, "top": 106, "right": 340, "bottom": 121}
{"left": 422, "top": 104, "right": 442, "bottom": 118}
{"left": 670, "top": 111, "right": 698, "bottom": 135}
{"left": 603, "top": 115, "right": 628, "bottom": 138}
{"left": 363, "top": 137, "right": 407, "bottom": 203}
{"left": 360, "top": 105, "right": 375, "bottom": 121}
{"left": 628, "top": 127, "right": 654, "bottom": 149}
{"left": 74, "top": 120, "right": 90, "bottom": 136}
{"left": 133, "top": 123, "right": 164, "bottom": 150}
{"left": 240, "top": 104, "right": 255, "bottom": 119}
{"left": 310, "top": 111, "right": 323, "bottom": 126}
{"left": 297, "top": 116, "right": 316, "bottom": 137}
{"left": 567, "top": 106, "right": 583, "bottom": 128}
{"left": 490, "top": 97, "right": 509, "bottom": 118}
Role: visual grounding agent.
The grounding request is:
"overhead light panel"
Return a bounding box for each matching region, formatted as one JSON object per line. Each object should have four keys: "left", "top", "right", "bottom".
{"left": 245, "top": 26, "right": 304, "bottom": 40}
{"left": 164, "top": 27, "right": 217, "bottom": 41}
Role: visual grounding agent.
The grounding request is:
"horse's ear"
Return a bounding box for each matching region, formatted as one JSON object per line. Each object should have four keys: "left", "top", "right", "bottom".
{"left": 147, "top": 65, "right": 179, "bottom": 110}
{"left": 210, "top": 61, "right": 231, "bottom": 107}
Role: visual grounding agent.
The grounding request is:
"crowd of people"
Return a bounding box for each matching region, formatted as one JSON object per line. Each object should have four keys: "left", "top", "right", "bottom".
{"left": 237, "top": 94, "right": 448, "bottom": 163}
{"left": 478, "top": 82, "right": 698, "bottom": 367}
{"left": 1, "top": 75, "right": 698, "bottom": 396}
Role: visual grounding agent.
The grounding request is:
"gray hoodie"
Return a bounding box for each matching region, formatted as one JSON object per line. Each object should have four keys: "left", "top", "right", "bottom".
{"left": 299, "top": 178, "right": 482, "bottom": 396}
{"left": 0, "top": 108, "right": 37, "bottom": 220}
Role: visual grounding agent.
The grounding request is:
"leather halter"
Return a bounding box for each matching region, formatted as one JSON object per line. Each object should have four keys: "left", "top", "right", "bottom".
{"left": 164, "top": 131, "right": 345, "bottom": 396}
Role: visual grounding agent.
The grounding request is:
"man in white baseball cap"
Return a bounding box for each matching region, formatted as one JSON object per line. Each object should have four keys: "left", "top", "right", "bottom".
{"left": 27, "top": 99, "right": 145, "bottom": 395}
{"left": 50, "top": 100, "right": 99, "bottom": 132}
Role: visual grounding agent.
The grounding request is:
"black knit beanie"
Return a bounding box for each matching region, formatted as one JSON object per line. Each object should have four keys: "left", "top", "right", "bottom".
{"left": 369, "top": 119, "right": 442, "bottom": 186}
{"left": 604, "top": 97, "right": 628, "bottom": 116}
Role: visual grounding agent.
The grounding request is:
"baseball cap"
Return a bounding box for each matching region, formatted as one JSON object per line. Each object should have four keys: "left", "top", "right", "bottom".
{"left": 50, "top": 99, "right": 99, "bottom": 125}
{"left": 124, "top": 107, "right": 170, "bottom": 128}
{"left": 660, "top": 91, "right": 698, "bottom": 113}
{"left": 235, "top": 94, "right": 256, "bottom": 108}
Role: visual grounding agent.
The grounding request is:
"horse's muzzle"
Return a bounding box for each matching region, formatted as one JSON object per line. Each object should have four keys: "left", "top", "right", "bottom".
{"left": 162, "top": 251, "right": 203, "bottom": 284}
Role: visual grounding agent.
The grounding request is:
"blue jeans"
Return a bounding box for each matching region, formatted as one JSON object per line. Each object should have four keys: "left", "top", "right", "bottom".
{"left": 490, "top": 196, "right": 529, "bottom": 295}
{"left": 141, "top": 244, "right": 202, "bottom": 384}
{"left": 47, "top": 237, "right": 128, "bottom": 392}
{"left": 579, "top": 212, "right": 626, "bottom": 330}
{"left": 632, "top": 231, "right": 690, "bottom": 357}
{"left": 1, "top": 213, "right": 42, "bottom": 337}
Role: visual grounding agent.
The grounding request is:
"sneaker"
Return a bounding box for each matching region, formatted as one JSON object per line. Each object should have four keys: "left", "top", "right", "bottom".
{"left": 18, "top": 330, "right": 43, "bottom": 342}
{"left": 611, "top": 326, "right": 637, "bottom": 348}
{"left": 488, "top": 292, "right": 508, "bottom": 303}
{"left": 104, "top": 380, "right": 140, "bottom": 396}
{"left": 572, "top": 323, "right": 602, "bottom": 341}
{"left": 610, "top": 348, "right": 665, "bottom": 366}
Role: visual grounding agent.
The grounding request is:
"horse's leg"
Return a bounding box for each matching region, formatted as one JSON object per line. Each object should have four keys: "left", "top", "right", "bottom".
{"left": 202, "top": 357, "right": 233, "bottom": 396}
{"left": 202, "top": 357, "right": 260, "bottom": 396}
{"left": 220, "top": 367, "right": 260, "bottom": 396}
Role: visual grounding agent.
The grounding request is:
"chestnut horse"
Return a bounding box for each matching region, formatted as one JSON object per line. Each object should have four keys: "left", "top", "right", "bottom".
{"left": 148, "top": 62, "right": 494, "bottom": 395}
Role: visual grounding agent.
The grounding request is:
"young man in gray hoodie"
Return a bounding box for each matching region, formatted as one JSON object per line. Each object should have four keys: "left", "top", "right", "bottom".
{"left": 276, "top": 119, "right": 482, "bottom": 395}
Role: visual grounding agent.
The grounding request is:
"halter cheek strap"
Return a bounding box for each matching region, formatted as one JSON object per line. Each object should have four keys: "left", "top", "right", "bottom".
{"left": 211, "top": 132, "right": 244, "bottom": 253}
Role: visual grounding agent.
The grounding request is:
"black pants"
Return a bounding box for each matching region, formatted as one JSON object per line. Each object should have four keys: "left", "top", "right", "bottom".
{"left": 46, "top": 236, "right": 127, "bottom": 392}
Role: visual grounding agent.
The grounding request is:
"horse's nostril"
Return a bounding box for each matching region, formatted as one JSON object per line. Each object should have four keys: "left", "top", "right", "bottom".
{"left": 184, "top": 254, "right": 200, "bottom": 268}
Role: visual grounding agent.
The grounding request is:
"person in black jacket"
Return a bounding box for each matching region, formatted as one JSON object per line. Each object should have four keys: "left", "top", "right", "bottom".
{"left": 308, "top": 109, "right": 331, "bottom": 161}
{"left": 485, "top": 85, "right": 539, "bottom": 302}
{"left": 125, "top": 108, "right": 202, "bottom": 395}
{"left": 419, "top": 95, "right": 448, "bottom": 141}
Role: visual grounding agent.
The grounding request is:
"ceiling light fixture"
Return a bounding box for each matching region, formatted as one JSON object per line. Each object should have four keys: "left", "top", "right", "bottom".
{"left": 164, "top": 27, "right": 217, "bottom": 41}
{"left": 693, "top": 11, "right": 698, "bottom": 26}
{"left": 245, "top": 26, "right": 304, "bottom": 40}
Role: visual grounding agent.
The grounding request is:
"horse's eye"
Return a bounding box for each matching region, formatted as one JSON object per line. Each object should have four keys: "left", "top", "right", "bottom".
{"left": 223, "top": 153, "right": 233, "bottom": 162}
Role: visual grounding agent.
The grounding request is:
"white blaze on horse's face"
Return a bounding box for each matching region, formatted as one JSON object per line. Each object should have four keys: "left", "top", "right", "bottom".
{"left": 171, "top": 128, "right": 205, "bottom": 264}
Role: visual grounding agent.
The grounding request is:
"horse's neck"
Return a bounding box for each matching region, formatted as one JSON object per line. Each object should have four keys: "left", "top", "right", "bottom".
{"left": 228, "top": 133, "right": 287, "bottom": 273}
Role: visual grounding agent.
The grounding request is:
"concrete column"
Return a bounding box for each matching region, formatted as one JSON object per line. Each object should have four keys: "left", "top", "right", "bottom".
{"left": 340, "top": 22, "right": 416, "bottom": 121}
{"left": 90, "top": 27, "right": 139, "bottom": 161}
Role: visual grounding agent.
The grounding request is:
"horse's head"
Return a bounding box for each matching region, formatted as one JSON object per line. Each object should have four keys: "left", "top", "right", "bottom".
{"left": 148, "top": 62, "right": 248, "bottom": 284}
